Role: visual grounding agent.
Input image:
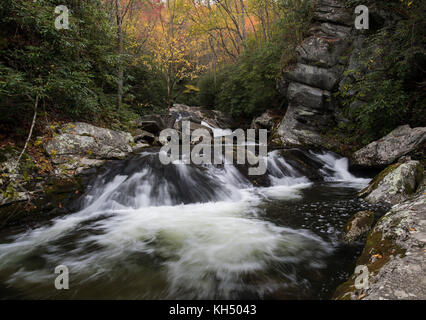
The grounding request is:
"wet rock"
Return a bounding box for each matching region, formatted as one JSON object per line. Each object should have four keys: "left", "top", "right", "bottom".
{"left": 277, "top": 103, "right": 332, "bottom": 147}
{"left": 174, "top": 119, "right": 214, "bottom": 137}
{"left": 133, "top": 129, "right": 156, "bottom": 144}
{"left": 333, "top": 179, "right": 426, "bottom": 300}
{"left": 359, "top": 161, "right": 424, "bottom": 205}
{"left": 138, "top": 115, "right": 166, "bottom": 135}
{"left": 250, "top": 110, "right": 276, "bottom": 130}
{"left": 132, "top": 142, "right": 150, "bottom": 153}
{"left": 171, "top": 104, "right": 234, "bottom": 129}
{"left": 351, "top": 125, "right": 426, "bottom": 168}
{"left": 341, "top": 210, "right": 375, "bottom": 244}
{"left": 45, "top": 122, "right": 134, "bottom": 160}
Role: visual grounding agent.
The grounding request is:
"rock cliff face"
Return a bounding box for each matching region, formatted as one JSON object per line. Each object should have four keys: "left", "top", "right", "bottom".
{"left": 277, "top": 0, "right": 353, "bottom": 147}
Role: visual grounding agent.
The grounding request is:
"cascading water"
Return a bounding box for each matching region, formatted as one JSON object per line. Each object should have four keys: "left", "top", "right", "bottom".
{"left": 0, "top": 148, "right": 386, "bottom": 299}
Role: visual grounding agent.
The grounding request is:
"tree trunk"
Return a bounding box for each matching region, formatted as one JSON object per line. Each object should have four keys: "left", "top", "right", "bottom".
{"left": 116, "top": 0, "right": 123, "bottom": 110}
{"left": 15, "top": 96, "right": 38, "bottom": 169}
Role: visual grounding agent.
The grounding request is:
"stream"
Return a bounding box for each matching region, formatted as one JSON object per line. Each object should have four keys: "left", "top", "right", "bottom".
{"left": 0, "top": 148, "right": 387, "bottom": 299}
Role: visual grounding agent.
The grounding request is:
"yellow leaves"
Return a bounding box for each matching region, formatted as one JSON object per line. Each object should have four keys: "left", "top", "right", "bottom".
{"left": 372, "top": 254, "right": 383, "bottom": 259}
{"left": 33, "top": 139, "right": 43, "bottom": 147}
{"left": 50, "top": 149, "right": 57, "bottom": 156}
{"left": 183, "top": 84, "right": 200, "bottom": 93}
{"left": 87, "top": 150, "right": 93, "bottom": 156}
{"left": 409, "top": 227, "right": 416, "bottom": 232}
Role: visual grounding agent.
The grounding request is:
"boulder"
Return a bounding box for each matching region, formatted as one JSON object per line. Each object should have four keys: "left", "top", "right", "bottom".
{"left": 276, "top": 102, "right": 333, "bottom": 147}
{"left": 171, "top": 104, "right": 234, "bottom": 129}
{"left": 285, "top": 63, "right": 341, "bottom": 91}
{"left": 309, "top": 22, "right": 351, "bottom": 39}
{"left": 333, "top": 180, "right": 426, "bottom": 300}
{"left": 133, "top": 129, "right": 156, "bottom": 144}
{"left": 45, "top": 122, "right": 134, "bottom": 160}
{"left": 341, "top": 210, "right": 375, "bottom": 244}
{"left": 250, "top": 110, "right": 275, "bottom": 130}
{"left": 174, "top": 119, "right": 214, "bottom": 136}
{"left": 314, "top": 1, "right": 353, "bottom": 26}
{"left": 296, "top": 36, "right": 349, "bottom": 68}
{"left": 138, "top": 115, "right": 166, "bottom": 135}
{"left": 359, "top": 160, "right": 424, "bottom": 205}
{"left": 351, "top": 125, "right": 426, "bottom": 168}
{"left": 287, "top": 82, "right": 332, "bottom": 110}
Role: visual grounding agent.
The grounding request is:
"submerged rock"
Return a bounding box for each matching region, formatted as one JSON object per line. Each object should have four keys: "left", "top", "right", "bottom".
{"left": 341, "top": 210, "right": 374, "bottom": 244}
{"left": 351, "top": 125, "right": 426, "bottom": 168}
{"left": 359, "top": 160, "right": 424, "bottom": 205}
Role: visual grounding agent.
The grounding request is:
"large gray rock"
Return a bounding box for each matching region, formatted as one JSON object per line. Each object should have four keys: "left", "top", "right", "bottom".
{"left": 314, "top": 1, "right": 353, "bottom": 26}
{"left": 351, "top": 125, "right": 426, "bottom": 168}
{"left": 276, "top": 103, "right": 330, "bottom": 146}
{"left": 45, "top": 122, "right": 134, "bottom": 160}
{"left": 287, "top": 82, "right": 331, "bottom": 110}
{"left": 285, "top": 63, "right": 340, "bottom": 91}
{"left": 334, "top": 180, "right": 426, "bottom": 300}
{"left": 138, "top": 115, "right": 166, "bottom": 135}
{"left": 171, "top": 104, "right": 234, "bottom": 129}
{"left": 133, "top": 129, "right": 156, "bottom": 144}
{"left": 250, "top": 110, "right": 276, "bottom": 130}
{"left": 296, "top": 36, "right": 349, "bottom": 68}
{"left": 359, "top": 160, "right": 424, "bottom": 205}
{"left": 309, "top": 22, "right": 352, "bottom": 39}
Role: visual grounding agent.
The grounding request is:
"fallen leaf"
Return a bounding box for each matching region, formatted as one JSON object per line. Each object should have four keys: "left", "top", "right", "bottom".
{"left": 358, "top": 293, "right": 366, "bottom": 300}
{"left": 409, "top": 227, "right": 416, "bottom": 231}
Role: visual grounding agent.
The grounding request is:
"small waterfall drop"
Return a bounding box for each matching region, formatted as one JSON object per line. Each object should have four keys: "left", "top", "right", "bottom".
{"left": 0, "top": 147, "right": 375, "bottom": 299}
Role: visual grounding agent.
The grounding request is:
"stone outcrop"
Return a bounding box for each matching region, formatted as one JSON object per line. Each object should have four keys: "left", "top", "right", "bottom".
{"left": 277, "top": 0, "right": 353, "bottom": 147}
{"left": 333, "top": 179, "right": 426, "bottom": 300}
{"left": 351, "top": 125, "right": 426, "bottom": 168}
{"left": 170, "top": 104, "right": 234, "bottom": 129}
{"left": 250, "top": 110, "right": 276, "bottom": 130}
{"left": 341, "top": 210, "right": 375, "bottom": 244}
{"left": 359, "top": 160, "right": 424, "bottom": 205}
{"left": 45, "top": 122, "right": 135, "bottom": 160}
{"left": 138, "top": 115, "right": 166, "bottom": 135}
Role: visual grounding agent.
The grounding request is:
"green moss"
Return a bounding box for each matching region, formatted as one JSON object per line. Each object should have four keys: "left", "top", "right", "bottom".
{"left": 333, "top": 224, "right": 407, "bottom": 300}
{"left": 358, "top": 163, "right": 401, "bottom": 197}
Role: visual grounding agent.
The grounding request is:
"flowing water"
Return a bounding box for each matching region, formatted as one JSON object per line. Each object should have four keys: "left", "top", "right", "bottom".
{"left": 0, "top": 148, "right": 387, "bottom": 299}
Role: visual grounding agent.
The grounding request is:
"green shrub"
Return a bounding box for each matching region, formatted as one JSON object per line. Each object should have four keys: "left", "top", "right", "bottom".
{"left": 339, "top": 0, "right": 426, "bottom": 143}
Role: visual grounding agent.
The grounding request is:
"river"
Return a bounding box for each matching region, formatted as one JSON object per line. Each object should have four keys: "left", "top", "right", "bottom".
{"left": 0, "top": 148, "right": 387, "bottom": 299}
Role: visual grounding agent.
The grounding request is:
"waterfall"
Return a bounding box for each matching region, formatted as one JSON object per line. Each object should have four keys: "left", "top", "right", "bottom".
{"left": 0, "top": 148, "right": 372, "bottom": 299}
